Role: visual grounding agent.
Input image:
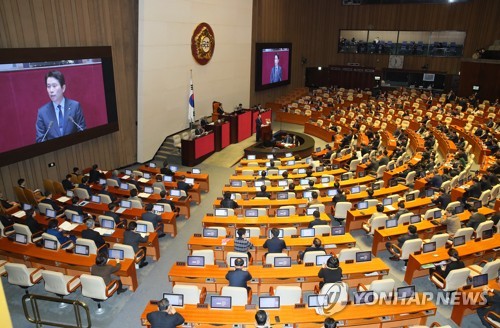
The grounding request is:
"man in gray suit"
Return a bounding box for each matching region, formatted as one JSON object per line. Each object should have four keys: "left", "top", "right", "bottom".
{"left": 142, "top": 203, "right": 165, "bottom": 237}
{"left": 269, "top": 53, "right": 282, "bottom": 83}
{"left": 36, "top": 70, "right": 86, "bottom": 142}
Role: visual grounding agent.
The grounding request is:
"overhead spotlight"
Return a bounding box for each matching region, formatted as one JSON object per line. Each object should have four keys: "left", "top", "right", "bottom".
{"left": 318, "top": 67, "right": 322, "bottom": 71}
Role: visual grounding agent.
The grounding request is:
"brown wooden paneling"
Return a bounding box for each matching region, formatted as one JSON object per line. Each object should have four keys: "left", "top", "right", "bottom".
{"left": 251, "top": 0, "right": 500, "bottom": 105}
{"left": 0, "top": 0, "right": 138, "bottom": 200}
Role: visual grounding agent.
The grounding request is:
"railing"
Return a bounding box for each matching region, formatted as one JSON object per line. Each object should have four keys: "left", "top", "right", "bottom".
{"left": 22, "top": 293, "right": 91, "bottom": 328}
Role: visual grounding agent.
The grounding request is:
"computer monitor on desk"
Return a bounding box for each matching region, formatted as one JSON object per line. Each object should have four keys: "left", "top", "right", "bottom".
{"left": 230, "top": 180, "right": 242, "bottom": 187}
{"left": 74, "top": 244, "right": 89, "bottom": 256}
{"left": 229, "top": 257, "right": 248, "bottom": 268}
{"left": 245, "top": 209, "right": 259, "bottom": 217}
{"left": 203, "top": 228, "right": 218, "bottom": 238}
{"left": 355, "top": 251, "right": 371, "bottom": 262}
{"left": 353, "top": 291, "right": 375, "bottom": 305}
{"left": 396, "top": 286, "right": 415, "bottom": 300}
{"left": 187, "top": 256, "right": 205, "bottom": 267}
{"left": 308, "top": 294, "right": 328, "bottom": 308}
{"left": 331, "top": 226, "right": 345, "bottom": 235}
{"left": 472, "top": 274, "right": 488, "bottom": 288}
{"left": 120, "top": 200, "right": 131, "bottom": 209}
{"left": 422, "top": 242, "right": 436, "bottom": 253}
{"left": 210, "top": 296, "right": 232, "bottom": 309}
{"left": 276, "top": 209, "right": 289, "bottom": 217}
{"left": 43, "top": 239, "right": 58, "bottom": 250}
{"left": 274, "top": 257, "right": 292, "bottom": 267}
{"left": 453, "top": 235, "right": 465, "bottom": 247}
{"left": 300, "top": 228, "right": 315, "bottom": 237}
{"left": 316, "top": 255, "right": 332, "bottom": 266}
{"left": 259, "top": 296, "right": 280, "bottom": 309}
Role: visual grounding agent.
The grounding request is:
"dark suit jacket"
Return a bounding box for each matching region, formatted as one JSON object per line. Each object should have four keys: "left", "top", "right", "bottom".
{"left": 269, "top": 65, "right": 282, "bottom": 83}
{"left": 123, "top": 230, "right": 148, "bottom": 253}
{"left": 81, "top": 228, "right": 106, "bottom": 250}
{"left": 62, "top": 179, "right": 74, "bottom": 191}
{"left": 466, "top": 213, "right": 487, "bottom": 230}
{"left": 225, "top": 268, "right": 252, "bottom": 288}
{"left": 24, "top": 215, "right": 43, "bottom": 234}
{"left": 104, "top": 210, "right": 121, "bottom": 224}
{"left": 142, "top": 212, "right": 162, "bottom": 229}
{"left": 433, "top": 193, "right": 451, "bottom": 210}
{"left": 177, "top": 181, "right": 192, "bottom": 193}
{"left": 40, "top": 198, "right": 61, "bottom": 212}
{"left": 90, "top": 263, "right": 121, "bottom": 285}
{"left": 146, "top": 311, "right": 185, "bottom": 328}
{"left": 308, "top": 219, "right": 328, "bottom": 228}
{"left": 465, "top": 182, "right": 482, "bottom": 199}
{"left": 220, "top": 198, "right": 238, "bottom": 209}
{"left": 263, "top": 237, "right": 286, "bottom": 253}
{"left": 255, "top": 191, "right": 271, "bottom": 198}
{"left": 396, "top": 232, "right": 419, "bottom": 248}
{"left": 36, "top": 98, "right": 86, "bottom": 143}
{"left": 89, "top": 169, "right": 102, "bottom": 184}
{"left": 65, "top": 204, "right": 84, "bottom": 216}
{"left": 158, "top": 198, "right": 176, "bottom": 211}
{"left": 160, "top": 167, "right": 174, "bottom": 176}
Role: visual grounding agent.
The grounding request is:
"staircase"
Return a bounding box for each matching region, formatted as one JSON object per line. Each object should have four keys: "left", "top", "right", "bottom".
{"left": 152, "top": 135, "right": 182, "bottom": 166}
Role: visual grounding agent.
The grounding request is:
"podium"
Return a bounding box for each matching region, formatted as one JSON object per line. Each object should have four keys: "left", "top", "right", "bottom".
{"left": 261, "top": 124, "right": 272, "bottom": 143}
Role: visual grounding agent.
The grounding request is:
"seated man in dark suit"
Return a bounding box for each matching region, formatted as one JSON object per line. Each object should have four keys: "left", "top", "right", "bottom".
{"left": 77, "top": 176, "right": 93, "bottom": 198}
{"left": 142, "top": 203, "right": 165, "bottom": 237}
{"left": 255, "top": 185, "right": 271, "bottom": 199}
{"left": 466, "top": 205, "right": 487, "bottom": 230}
{"left": 65, "top": 196, "right": 85, "bottom": 216}
{"left": 308, "top": 210, "right": 328, "bottom": 228}
{"left": 147, "top": 298, "right": 185, "bottom": 328}
{"left": 0, "top": 191, "right": 18, "bottom": 211}
{"left": 378, "top": 150, "right": 390, "bottom": 167}
{"left": 23, "top": 209, "right": 43, "bottom": 234}
{"left": 40, "top": 192, "right": 64, "bottom": 215}
{"left": 300, "top": 237, "right": 325, "bottom": 261}
{"left": 220, "top": 192, "right": 239, "bottom": 209}
{"left": 98, "top": 184, "right": 117, "bottom": 202}
{"left": 82, "top": 218, "right": 108, "bottom": 254}
{"left": 46, "top": 218, "right": 76, "bottom": 245}
{"left": 123, "top": 221, "right": 149, "bottom": 268}
{"left": 225, "top": 257, "right": 252, "bottom": 294}
{"left": 176, "top": 175, "right": 193, "bottom": 193}
{"left": 263, "top": 228, "right": 286, "bottom": 254}
{"left": 62, "top": 174, "right": 75, "bottom": 191}
{"left": 463, "top": 177, "right": 482, "bottom": 201}
{"left": 88, "top": 164, "right": 101, "bottom": 184}
{"left": 160, "top": 161, "right": 175, "bottom": 176}
{"left": 104, "top": 203, "right": 123, "bottom": 225}
{"left": 386, "top": 224, "right": 419, "bottom": 262}
{"left": 157, "top": 191, "right": 179, "bottom": 214}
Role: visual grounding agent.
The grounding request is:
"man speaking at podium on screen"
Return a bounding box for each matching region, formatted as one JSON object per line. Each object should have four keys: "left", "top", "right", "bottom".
{"left": 36, "top": 70, "right": 86, "bottom": 143}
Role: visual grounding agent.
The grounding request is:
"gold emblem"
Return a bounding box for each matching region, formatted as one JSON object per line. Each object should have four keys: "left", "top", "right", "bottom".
{"left": 191, "top": 23, "right": 215, "bottom": 65}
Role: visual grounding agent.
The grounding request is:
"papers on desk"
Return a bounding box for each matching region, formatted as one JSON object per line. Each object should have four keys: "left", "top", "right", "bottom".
{"left": 57, "top": 196, "right": 70, "bottom": 203}
{"left": 138, "top": 192, "right": 151, "bottom": 198}
{"left": 364, "top": 272, "right": 379, "bottom": 277}
{"left": 139, "top": 233, "right": 148, "bottom": 238}
{"left": 138, "top": 178, "right": 150, "bottom": 183}
{"left": 385, "top": 205, "right": 396, "bottom": 211}
{"left": 122, "top": 175, "right": 130, "bottom": 180}
{"left": 59, "top": 221, "right": 78, "bottom": 231}
{"left": 94, "top": 228, "right": 115, "bottom": 236}
{"left": 115, "top": 207, "right": 126, "bottom": 214}
{"left": 324, "top": 244, "right": 337, "bottom": 249}
{"left": 459, "top": 185, "right": 470, "bottom": 190}
{"left": 12, "top": 211, "right": 26, "bottom": 218}
{"left": 221, "top": 238, "right": 231, "bottom": 246}
{"left": 421, "top": 263, "right": 435, "bottom": 269}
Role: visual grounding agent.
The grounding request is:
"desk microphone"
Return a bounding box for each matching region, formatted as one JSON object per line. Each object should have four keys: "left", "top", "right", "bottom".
{"left": 41, "top": 121, "right": 53, "bottom": 142}
{"left": 68, "top": 116, "right": 84, "bottom": 131}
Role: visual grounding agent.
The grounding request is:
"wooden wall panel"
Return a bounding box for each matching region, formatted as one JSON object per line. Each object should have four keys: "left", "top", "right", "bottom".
{"left": 0, "top": 0, "right": 138, "bottom": 200}
{"left": 251, "top": 0, "right": 500, "bottom": 106}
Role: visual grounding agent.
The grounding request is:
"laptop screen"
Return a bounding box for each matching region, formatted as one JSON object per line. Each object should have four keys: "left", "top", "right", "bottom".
{"left": 162, "top": 293, "right": 184, "bottom": 307}
{"left": 482, "top": 229, "right": 493, "bottom": 240}
{"left": 389, "top": 179, "right": 398, "bottom": 187}
{"left": 303, "top": 192, "right": 313, "bottom": 200}
{"left": 268, "top": 229, "right": 284, "bottom": 238}
{"left": 169, "top": 166, "right": 178, "bottom": 173}
{"left": 308, "top": 294, "right": 328, "bottom": 308}
{"left": 358, "top": 171, "right": 366, "bottom": 178}
{"left": 136, "top": 224, "right": 148, "bottom": 233}
{"left": 472, "top": 274, "right": 488, "bottom": 288}
{"left": 472, "top": 200, "right": 481, "bottom": 210}
{"left": 254, "top": 181, "right": 264, "bottom": 188}
{"left": 108, "top": 249, "right": 124, "bottom": 260}
{"left": 453, "top": 235, "right": 465, "bottom": 246}
{"left": 91, "top": 195, "right": 101, "bottom": 203}
{"left": 215, "top": 208, "right": 228, "bottom": 217}
{"left": 278, "top": 180, "right": 288, "bottom": 187}
{"left": 386, "top": 219, "right": 398, "bottom": 228}
{"left": 72, "top": 214, "right": 83, "bottom": 224}
{"left": 144, "top": 186, "right": 154, "bottom": 194}
{"left": 149, "top": 162, "right": 156, "bottom": 168}
{"left": 143, "top": 172, "right": 151, "bottom": 179}
{"left": 101, "top": 218, "right": 115, "bottom": 229}
{"left": 274, "top": 257, "right": 292, "bottom": 267}
{"left": 45, "top": 208, "right": 56, "bottom": 218}
{"left": 99, "top": 178, "right": 107, "bottom": 185}
{"left": 15, "top": 233, "right": 28, "bottom": 244}
{"left": 120, "top": 200, "right": 131, "bottom": 209}
{"left": 372, "top": 183, "right": 381, "bottom": 190}
{"left": 327, "top": 189, "right": 338, "bottom": 197}
{"left": 23, "top": 203, "right": 32, "bottom": 211}
{"left": 316, "top": 255, "right": 332, "bottom": 266}
{"left": 245, "top": 209, "right": 259, "bottom": 217}
{"left": 192, "top": 168, "right": 201, "bottom": 174}
{"left": 357, "top": 201, "right": 368, "bottom": 210}
{"left": 351, "top": 186, "right": 360, "bottom": 194}
{"left": 285, "top": 153, "right": 292, "bottom": 158}
{"left": 163, "top": 175, "right": 173, "bottom": 182}
{"left": 300, "top": 179, "right": 310, "bottom": 186}
{"left": 231, "top": 180, "right": 242, "bottom": 187}
{"left": 297, "top": 168, "right": 307, "bottom": 174}
{"left": 300, "top": 228, "right": 315, "bottom": 237}
{"left": 353, "top": 291, "right": 375, "bottom": 305}
{"left": 382, "top": 198, "right": 392, "bottom": 206}
{"left": 453, "top": 206, "right": 464, "bottom": 214}
{"left": 425, "top": 189, "right": 434, "bottom": 197}
{"left": 331, "top": 226, "right": 345, "bottom": 235}
{"left": 210, "top": 296, "right": 232, "bottom": 309}
{"left": 187, "top": 256, "right": 205, "bottom": 267}
{"left": 229, "top": 257, "right": 248, "bottom": 268}
{"left": 321, "top": 177, "right": 330, "bottom": 184}
{"left": 276, "top": 209, "right": 289, "bottom": 217}
{"left": 306, "top": 208, "right": 317, "bottom": 216}
{"left": 362, "top": 158, "right": 368, "bottom": 164}
{"left": 422, "top": 242, "right": 436, "bottom": 253}
{"left": 259, "top": 296, "right": 280, "bottom": 309}
{"left": 406, "top": 194, "right": 415, "bottom": 201}
{"left": 397, "top": 286, "right": 415, "bottom": 300}
{"left": 341, "top": 174, "right": 349, "bottom": 181}
{"left": 287, "top": 160, "right": 295, "bottom": 166}
{"left": 278, "top": 170, "right": 286, "bottom": 175}
{"left": 356, "top": 251, "right": 371, "bottom": 262}
{"left": 185, "top": 178, "right": 195, "bottom": 185}
{"left": 153, "top": 204, "right": 164, "bottom": 213}
{"left": 125, "top": 169, "right": 132, "bottom": 175}
{"left": 66, "top": 190, "right": 74, "bottom": 197}
{"left": 410, "top": 215, "right": 421, "bottom": 224}
{"left": 267, "top": 154, "right": 274, "bottom": 159}
{"left": 119, "top": 182, "right": 129, "bottom": 190}
{"left": 388, "top": 164, "right": 395, "bottom": 171}
{"left": 247, "top": 155, "right": 256, "bottom": 160}
{"left": 277, "top": 192, "right": 288, "bottom": 200}
{"left": 43, "top": 239, "right": 58, "bottom": 250}
{"left": 203, "top": 228, "right": 218, "bottom": 238}
{"left": 434, "top": 211, "right": 442, "bottom": 219}
{"left": 74, "top": 244, "right": 89, "bottom": 255}
{"left": 170, "top": 189, "right": 181, "bottom": 197}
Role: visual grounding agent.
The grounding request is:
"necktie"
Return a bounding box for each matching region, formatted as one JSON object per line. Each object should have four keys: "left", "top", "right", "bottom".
{"left": 57, "top": 105, "right": 64, "bottom": 135}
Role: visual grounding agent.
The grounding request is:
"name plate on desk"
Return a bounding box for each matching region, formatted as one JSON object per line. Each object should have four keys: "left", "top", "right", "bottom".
{"left": 291, "top": 235, "right": 299, "bottom": 238}
{"left": 294, "top": 303, "right": 306, "bottom": 308}
{"left": 197, "top": 303, "right": 208, "bottom": 308}
{"left": 263, "top": 264, "right": 272, "bottom": 268}
{"left": 194, "top": 233, "right": 201, "bottom": 237}
{"left": 245, "top": 304, "right": 256, "bottom": 310}
{"left": 345, "top": 260, "right": 354, "bottom": 264}
{"left": 305, "top": 263, "right": 314, "bottom": 267}
{"left": 176, "top": 261, "right": 186, "bottom": 266}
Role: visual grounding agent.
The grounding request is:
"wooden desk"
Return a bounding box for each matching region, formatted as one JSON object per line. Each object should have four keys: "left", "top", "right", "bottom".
{"left": 345, "top": 197, "right": 433, "bottom": 232}
{"left": 404, "top": 234, "right": 500, "bottom": 285}
{"left": 451, "top": 279, "right": 500, "bottom": 325}
{"left": 304, "top": 122, "right": 336, "bottom": 142}
{"left": 0, "top": 238, "right": 138, "bottom": 291}
{"left": 228, "top": 168, "right": 347, "bottom": 182}
{"left": 141, "top": 297, "right": 436, "bottom": 327}
{"left": 212, "top": 198, "right": 309, "bottom": 212}
{"left": 138, "top": 165, "right": 210, "bottom": 192}
{"left": 168, "top": 258, "right": 389, "bottom": 294}
{"left": 235, "top": 163, "right": 310, "bottom": 173}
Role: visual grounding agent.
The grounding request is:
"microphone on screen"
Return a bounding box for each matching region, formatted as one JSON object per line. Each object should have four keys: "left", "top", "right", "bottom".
{"left": 41, "top": 121, "right": 54, "bottom": 142}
